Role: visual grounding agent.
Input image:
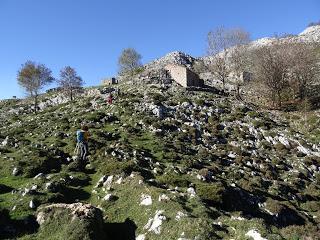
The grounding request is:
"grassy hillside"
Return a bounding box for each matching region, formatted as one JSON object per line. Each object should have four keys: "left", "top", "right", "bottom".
{"left": 0, "top": 83, "right": 320, "bottom": 239}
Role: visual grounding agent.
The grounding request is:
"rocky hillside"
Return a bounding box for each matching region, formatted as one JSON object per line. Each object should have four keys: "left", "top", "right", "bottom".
{"left": 145, "top": 51, "right": 196, "bottom": 70}
{"left": 0, "top": 82, "right": 320, "bottom": 240}
{"left": 198, "top": 25, "right": 320, "bottom": 68}
{"left": 248, "top": 25, "right": 320, "bottom": 49}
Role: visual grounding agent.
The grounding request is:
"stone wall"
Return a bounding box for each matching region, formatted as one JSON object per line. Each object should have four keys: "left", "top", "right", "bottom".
{"left": 186, "top": 68, "right": 203, "bottom": 87}
{"left": 165, "top": 65, "right": 187, "bottom": 87}
{"left": 102, "top": 77, "right": 117, "bottom": 85}
{"left": 165, "top": 65, "right": 202, "bottom": 87}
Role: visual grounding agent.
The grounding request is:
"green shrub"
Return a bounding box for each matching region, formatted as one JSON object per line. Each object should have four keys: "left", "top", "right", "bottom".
{"left": 247, "top": 111, "right": 260, "bottom": 118}
{"left": 208, "top": 115, "right": 219, "bottom": 125}
{"left": 274, "top": 143, "right": 288, "bottom": 152}
{"left": 195, "top": 99, "right": 205, "bottom": 106}
{"left": 157, "top": 172, "right": 190, "bottom": 187}
{"left": 196, "top": 182, "right": 225, "bottom": 204}
{"left": 151, "top": 93, "right": 166, "bottom": 105}
{"left": 99, "top": 159, "right": 136, "bottom": 175}
{"left": 86, "top": 111, "right": 106, "bottom": 122}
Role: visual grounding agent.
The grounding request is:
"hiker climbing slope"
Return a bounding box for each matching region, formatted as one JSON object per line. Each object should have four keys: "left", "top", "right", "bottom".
{"left": 76, "top": 125, "right": 90, "bottom": 165}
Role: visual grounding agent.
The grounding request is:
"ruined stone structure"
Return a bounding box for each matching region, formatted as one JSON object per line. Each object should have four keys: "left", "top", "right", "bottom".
{"left": 165, "top": 65, "right": 203, "bottom": 88}
{"left": 102, "top": 77, "right": 118, "bottom": 85}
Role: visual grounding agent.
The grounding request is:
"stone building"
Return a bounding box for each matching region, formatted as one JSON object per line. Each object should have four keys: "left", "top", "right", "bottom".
{"left": 165, "top": 65, "right": 204, "bottom": 88}
{"left": 102, "top": 77, "right": 118, "bottom": 85}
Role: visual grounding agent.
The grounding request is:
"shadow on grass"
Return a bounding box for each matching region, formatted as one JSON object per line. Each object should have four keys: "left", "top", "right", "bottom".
{"left": 0, "top": 208, "right": 38, "bottom": 240}
{"left": 60, "top": 186, "right": 91, "bottom": 203}
{"left": 104, "top": 218, "right": 137, "bottom": 240}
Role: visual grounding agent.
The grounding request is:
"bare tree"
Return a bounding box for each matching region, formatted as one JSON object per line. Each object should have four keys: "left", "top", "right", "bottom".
{"left": 229, "top": 44, "right": 250, "bottom": 98}
{"left": 253, "top": 40, "right": 319, "bottom": 108}
{"left": 288, "top": 42, "right": 319, "bottom": 100}
{"left": 207, "top": 26, "right": 250, "bottom": 91}
{"left": 58, "top": 66, "right": 84, "bottom": 101}
{"left": 118, "top": 48, "right": 142, "bottom": 75}
{"left": 17, "top": 61, "right": 54, "bottom": 112}
{"left": 253, "top": 41, "right": 291, "bottom": 108}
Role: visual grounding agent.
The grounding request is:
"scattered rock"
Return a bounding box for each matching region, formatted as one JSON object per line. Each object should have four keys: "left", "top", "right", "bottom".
{"left": 245, "top": 229, "right": 267, "bottom": 240}
{"left": 140, "top": 194, "right": 152, "bottom": 206}
{"left": 144, "top": 210, "right": 166, "bottom": 234}
{"left": 12, "top": 167, "right": 20, "bottom": 176}
{"left": 158, "top": 194, "right": 169, "bottom": 202}
{"left": 187, "top": 187, "right": 196, "bottom": 198}
{"left": 29, "top": 200, "right": 36, "bottom": 209}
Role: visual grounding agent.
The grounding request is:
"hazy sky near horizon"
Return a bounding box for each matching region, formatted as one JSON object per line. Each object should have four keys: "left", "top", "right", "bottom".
{"left": 0, "top": 0, "right": 319, "bottom": 99}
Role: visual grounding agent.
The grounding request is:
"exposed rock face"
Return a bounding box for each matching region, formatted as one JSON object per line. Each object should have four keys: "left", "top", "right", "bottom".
{"left": 145, "top": 51, "right": 196, "bottom": 70}
{"left": 298, "top": 25, "right": 320, "bottom": 42}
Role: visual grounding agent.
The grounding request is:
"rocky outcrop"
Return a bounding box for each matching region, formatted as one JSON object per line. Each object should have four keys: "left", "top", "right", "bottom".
{"left": 36, "top": 203, "right": 105, "bottom": 240}
{"left": 145, "top": 51, "right": 196, "bottom": 70}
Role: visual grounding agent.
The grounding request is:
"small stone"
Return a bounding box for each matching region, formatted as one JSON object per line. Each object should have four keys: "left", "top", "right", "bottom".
{"left": 187, "top": 187, "right": 196, "bottom": 197}
{"left": 95, "top": 175, "right": 107, "bottom": 188}
{"left": 12, "top": 167, "right": 19, "bottom": 176}
{"left": 136, "top": 234, "right": 146, "bottom": 240}
{"left": 103, "top": 194, "right": 114, "bottom": 201}
{"left": 116, "top": 177, "right": 123, "bottom": 184}
{"left": 140, "top": 194, "right": 152, "bottom": 206}
{"left": 175, "top": 211, "right": 187, "bottom": 221}
{"left": 29, "top": 200, "right": 36, "bottom": 209}
{"left": 103, "top": 176, "right": 113, "bottom": 190}
{"left": 33, "top": 173, "right": 44, "bottom": 179}
{"left": 158, "top": 194, "right": 169, "bottom": 202}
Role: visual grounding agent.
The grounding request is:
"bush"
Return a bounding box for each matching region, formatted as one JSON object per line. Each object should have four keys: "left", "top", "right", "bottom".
{"left": 274, "top": 143, "right": 288, "bottom": 152}
{"left": 99, "top": 159, "right": 136, "bottom": 175}
{"left": 151, "top": 93, "right": 166, "bottom": 105}
{"left": 86, "top": 111, "right": 106, "bottom": 122}
{"left": 247, "top": 111, "right": 260, "bottom": 118}
{"left": 196, "top": 182, "right": 225, "bottom": 204}
{"left": 195, "top": 99, "right": 205, "bottom": 106}
{"left": 157, "top": 172, "right": 190, "bottom": 187}
{"left": 207, "top": 115, "right": 219, "bottom": 125}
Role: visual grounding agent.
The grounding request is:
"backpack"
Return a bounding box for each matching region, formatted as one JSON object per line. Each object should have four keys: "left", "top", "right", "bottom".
{"left": 76, "top": 130, "right": 84, "bottom": 143}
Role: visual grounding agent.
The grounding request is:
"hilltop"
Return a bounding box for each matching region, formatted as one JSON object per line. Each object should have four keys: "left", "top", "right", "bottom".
{"left": 0, "top": 80, "right": 320, "bottom": 239}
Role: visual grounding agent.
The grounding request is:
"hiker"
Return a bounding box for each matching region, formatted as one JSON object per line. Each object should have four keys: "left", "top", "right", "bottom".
{"left": 76, "top": 125, "right": 90, "bottom": 165}
{"left": 115, "top": 87, "right": 120, "bottom": 97}
{"left": 107, "top": 93, "right": 113, "bottom": 104}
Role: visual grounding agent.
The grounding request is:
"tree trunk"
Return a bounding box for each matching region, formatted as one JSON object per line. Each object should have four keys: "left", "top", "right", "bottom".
{"left": 70, "top": 89, "right": 73, "bottom": 101}
{"left": 34, "top": 94, "right": 38, "bottom": 113}
{"left": 236, "top": 84, "right": 241, "bottom": 99}
{"left": 222, "top": 77, "right": 225, "bottom": 92}
{"left": 277, "top": 91, "right": 282, "bottom": 108}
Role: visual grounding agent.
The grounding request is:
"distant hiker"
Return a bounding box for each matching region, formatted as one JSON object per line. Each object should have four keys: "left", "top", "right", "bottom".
{"left": 107, "top": 93, "right": 113, "bottom": 104}
{"left": 75, "top": 125, "right": 90, "bottom": 165}
{"left": 115, "top": 87, "right": 120, "bottom": 96}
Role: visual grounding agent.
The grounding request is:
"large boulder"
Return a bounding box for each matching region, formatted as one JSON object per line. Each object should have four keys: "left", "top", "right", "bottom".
{"left": 36, "top": 203, "right": 106, "bottom": 240}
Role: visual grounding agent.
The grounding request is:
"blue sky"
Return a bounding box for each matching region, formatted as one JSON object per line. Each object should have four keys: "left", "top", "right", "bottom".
{"left": 0, "top": 0, "right": 319, "bottom": 99}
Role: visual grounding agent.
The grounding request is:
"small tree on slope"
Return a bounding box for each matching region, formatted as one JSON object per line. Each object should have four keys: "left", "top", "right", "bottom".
{"left": 17, "top": 61, "right": 54, "bottom": 113}
{"left": 207, "top": 26, "right": 250, "bottom": 92}
{"left": 58, "top": 66, "right": 84, "bottom": 101}
{"left": 118, "top": 48, "right": 142, "bottom": 75}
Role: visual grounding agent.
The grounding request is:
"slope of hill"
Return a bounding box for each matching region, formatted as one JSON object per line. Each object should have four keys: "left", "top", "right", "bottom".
{"left": 145, "top": 51, "right": 196, "bottom": 70}
{"left": 249, "top": 25, "right": 320, "bottom": 49}
{"left": 0, "top": 82, "right": 320, "bottom": 239}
